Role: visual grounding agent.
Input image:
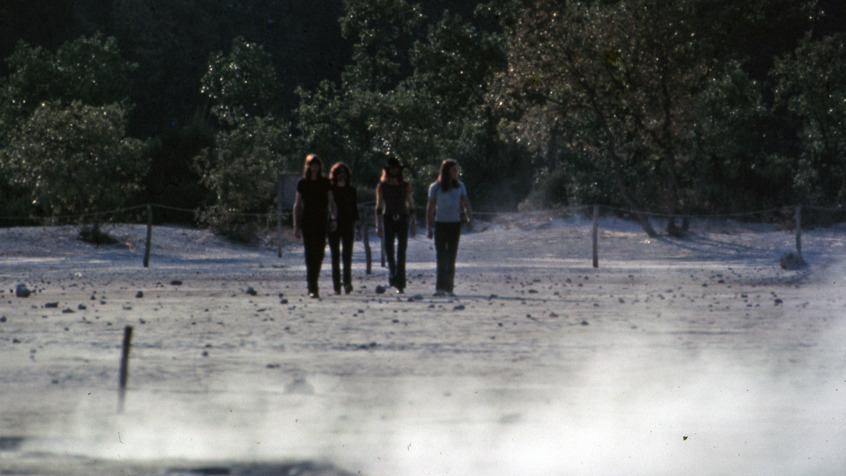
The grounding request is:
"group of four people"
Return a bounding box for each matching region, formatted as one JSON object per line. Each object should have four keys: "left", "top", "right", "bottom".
{"left": 292, "top": 154, "right": 473, "bottom": 299}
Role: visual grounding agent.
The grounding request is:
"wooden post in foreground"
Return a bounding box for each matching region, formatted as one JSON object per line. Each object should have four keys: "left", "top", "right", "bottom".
{"left": 118, "top": 325, "right": 133, "bottom": 413}
{"left": 592, "top": 205, "right": 599, "bottom": 268}
{"left": 143, "top": 204, "right": 153, "bottom": 268}
{"left": 795, "top": 205, "right": 802, "bottom": 258}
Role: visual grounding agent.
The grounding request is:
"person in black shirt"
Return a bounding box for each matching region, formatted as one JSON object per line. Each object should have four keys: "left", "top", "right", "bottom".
{"left": 328, "top": 162, "right": 360, "bottom": 295}
{"left": 375, "top": 156, "right": 416, "bottom": 293}
{"left": 293, "top": 154, "right": 336, "bottom": 298}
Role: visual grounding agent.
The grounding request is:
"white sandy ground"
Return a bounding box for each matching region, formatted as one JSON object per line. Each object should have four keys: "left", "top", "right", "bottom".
{"left": 0, "top": 214, "right": 844, "bottom": 475}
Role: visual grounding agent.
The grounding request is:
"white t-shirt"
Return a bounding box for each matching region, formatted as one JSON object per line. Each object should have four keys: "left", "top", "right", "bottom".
{"left": 429, "top": 181, "right": 467, "bottom": 223}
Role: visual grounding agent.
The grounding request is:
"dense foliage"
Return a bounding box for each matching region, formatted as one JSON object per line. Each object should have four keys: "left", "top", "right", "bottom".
{"left": 0, "top": 0, "right": 844, "bottom": 234}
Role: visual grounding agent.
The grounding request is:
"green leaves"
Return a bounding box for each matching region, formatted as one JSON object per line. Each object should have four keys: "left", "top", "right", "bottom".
{"left": 200, "top": 36, "right": 280, "bottom": 126}
{"left": 3, "top": 101, "right": 147, "bottom": 218}
{"left": 0, "top": 34, "right": 145, "bottom": 222}
{"left": 772, "top": 32, "right": 846, "bottom": 203}
{"left": 1, "top": 34, "right": 136, "bottom": 125}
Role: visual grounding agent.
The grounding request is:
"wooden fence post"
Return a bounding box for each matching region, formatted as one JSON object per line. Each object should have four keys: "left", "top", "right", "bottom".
{"left": 592, "top": 205, "right": 599, "bottom": 268}
{"left": 143, "top": 204, "right": 153, "bottom": 268}
{"left": 118, "top": 325, "right": 133, "bottom": 413}
{"left": 795, "top": 205, "right": 802, "bottom": 258}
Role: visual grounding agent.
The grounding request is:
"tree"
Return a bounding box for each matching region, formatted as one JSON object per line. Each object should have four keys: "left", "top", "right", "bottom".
{"left": 201, "top": 36, "right": 280, "bottom": 126}
{"left": 339, "top": 0, "right": 426, "bottom": 92}
{"left": 2, "top": 101, "right": 147, "bottom": 222}
{"left": 1, "top": 34, "right": 136, "bottom": 126}
{"left": 772, "top": 32, "right": 846, "bottom": 205}
{"left": 193, "top": 115, "right": 292, "bottom": 240}
{"left": 0, "top": 33, "right": 142, "bottom": 226}
{"left": 496, "top": 0, "right": 743, "bottom": 235}
{"left": 196, "top": 37, "right": 291, "bottom": 239}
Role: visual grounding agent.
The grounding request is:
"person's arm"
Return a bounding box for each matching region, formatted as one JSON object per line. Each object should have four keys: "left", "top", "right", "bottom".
{"left": 461, "top": 193, "right": 473, "bottom": 232}
{"left": 406, "top": 183, "right": 417, "bottom": 237}
{"left": 426, "top": 195, "right": 436, "bottom": 239}
{"left": 292, "top": 192, "right": 303, "bottom": 239}
{"left": 327, "top": 189, "right": 337, "bottom": 232}
{"left": 375, "top": 184, "right": 384, "bottom": 237}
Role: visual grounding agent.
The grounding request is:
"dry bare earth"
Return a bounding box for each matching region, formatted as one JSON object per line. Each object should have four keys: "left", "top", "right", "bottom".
{"left": 1, "top": 216, "right": 844, "bottom": 475}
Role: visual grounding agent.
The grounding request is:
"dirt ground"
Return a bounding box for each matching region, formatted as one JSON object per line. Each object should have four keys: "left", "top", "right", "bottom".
{"left": 1, "top": 216, "right": 844, "bottom": 475}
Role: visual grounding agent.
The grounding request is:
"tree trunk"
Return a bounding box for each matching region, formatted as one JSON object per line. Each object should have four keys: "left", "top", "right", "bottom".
{"left": 612, "top": 167, "right": 659, "bottom": 237}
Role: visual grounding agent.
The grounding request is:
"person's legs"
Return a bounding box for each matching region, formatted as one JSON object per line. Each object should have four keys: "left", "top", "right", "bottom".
{"left": 303, "top": 226, "right": 326, "bottom": 296}
{"left": 434, "top": 222, "right": 448, "bottom": 292}
{"left": 382, "top": 215, "right": 397, "bottom": 287}
{"left": 328, "top": 230, "right": 342, "bottom": 293}
{"left": 443, "top": 223, "right": 461, "bottom": 293}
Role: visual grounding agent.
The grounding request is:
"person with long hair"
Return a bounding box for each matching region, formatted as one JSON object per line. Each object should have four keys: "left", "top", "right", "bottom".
{"left": 292, "top": 153, "right": 336, "bottom": 298}
{"left": 328, "top": 162, "right": 360, "bottom": 295}
{"left": 426, "top": 159, "right": 473, "bottom": 297}
{"left": 375, "top": 156, "right": 416, "bottom": 293}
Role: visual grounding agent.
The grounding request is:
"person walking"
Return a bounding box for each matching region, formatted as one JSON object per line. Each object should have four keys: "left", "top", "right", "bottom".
{"left": 293, "top": 153, "right": 336, "bottom": 298}
{"left": 328, "top": 162, "right": 360, "bottom": 295}
{"left": 426, "top": 159, "right": 473, "bottom": 297}
{"left": 375, "top": 156, "right": 417, "bottom": 293}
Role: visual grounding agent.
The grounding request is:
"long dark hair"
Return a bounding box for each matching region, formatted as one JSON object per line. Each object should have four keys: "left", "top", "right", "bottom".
{"left": 437, "top": 159, "right": 459, "bottom": 192}
{"left": 302, "top": 153, "right": 323, "bottom": 180}
{"left": 380, "top": 156, "right": 404, "bottom": 183}
{"left": 329, "top": 162, "right": 352, "bottom": 186}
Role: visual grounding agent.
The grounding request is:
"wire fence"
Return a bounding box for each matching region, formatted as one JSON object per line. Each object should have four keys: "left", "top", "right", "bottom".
{"left": 2, "top": 202, "right": 845, "bottom": 270}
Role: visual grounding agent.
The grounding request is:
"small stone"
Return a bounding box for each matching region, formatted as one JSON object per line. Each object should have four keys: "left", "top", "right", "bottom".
{"left": 780, "top": 252, "right": 806, "bottom": 270}
{"left": 375, "top": 285, "right": 387, "bottom": 294}
{"left": 246, "top": 286, "right": 258, "bottom": 296}
{"left": 15, "top": 284, "right": 31, "bottom": 298}
{"left": 45, "top": 302, "right": 59, "bottom": 308}
{"left": 170, "top": 280, "right": 183, "bottom": 286}
{"left": 135, "top": 291, "right": 144, "bottom": 298}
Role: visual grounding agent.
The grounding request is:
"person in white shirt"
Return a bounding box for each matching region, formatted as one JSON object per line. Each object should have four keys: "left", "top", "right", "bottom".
{"left": 426, "top": 159, "right": 473, "bottom": 297}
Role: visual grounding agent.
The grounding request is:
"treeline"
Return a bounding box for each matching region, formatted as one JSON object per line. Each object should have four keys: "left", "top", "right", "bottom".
{"left": 1, "top": 0, "right": 844, "bottom": 237}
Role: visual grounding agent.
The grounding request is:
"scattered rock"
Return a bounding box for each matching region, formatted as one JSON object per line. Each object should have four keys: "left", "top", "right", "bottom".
{"left": 453, "top": 304, "right": 466, "bottom": 311}
{"left": 779, "top": 252, "right": 806, "bottom": 270}
{"left": 170, "top": 280, "right": 183, "bottom": 286}
{"left": 135, "top": 291, "right": 144, "bottom": 298}
{"left": 286, "top": 376, "right": 315, "bottom": 395}
{"left": 375, "top": 285, "right": 387, "bottom": 294}
{"left": 45, "top": 302, "right": 59, "bottom": 308}
{"left": 15, "top": 284, "right": 31, "bottom": 298}
{"left": 246, "top": 286, "right": 258, "bottom": 296}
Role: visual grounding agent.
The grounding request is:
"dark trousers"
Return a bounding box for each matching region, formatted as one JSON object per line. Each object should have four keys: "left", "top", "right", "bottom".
{"left": 328, "top": 227, "right": 354, "bottom": 292}
{"left": 382, "top": 214, "right": 409, "bottom": 290}
{"left": 434, "top": 222, "right": 462, "bottom": 293}
{"left": 302, "top": 225, "right": 327, "bottom": 294}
